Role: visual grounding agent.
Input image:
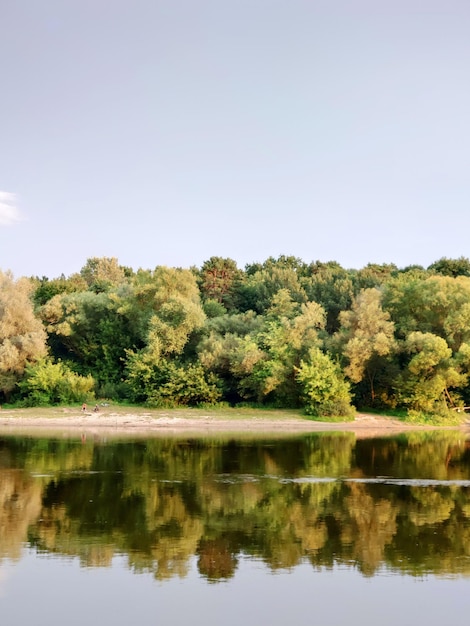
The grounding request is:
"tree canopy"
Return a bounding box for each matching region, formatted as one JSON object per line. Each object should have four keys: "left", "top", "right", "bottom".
{"left": 2, "top": 255, "right": 470, "bottom": 420}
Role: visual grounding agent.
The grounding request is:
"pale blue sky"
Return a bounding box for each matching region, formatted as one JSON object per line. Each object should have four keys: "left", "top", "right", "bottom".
{"left": 1, "top": 0, "right": 469, "bottom": 279}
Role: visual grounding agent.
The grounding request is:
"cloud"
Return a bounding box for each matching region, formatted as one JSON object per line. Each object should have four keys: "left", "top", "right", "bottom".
{"left": 0, "top": 191, "right": 22, "bottom": 225}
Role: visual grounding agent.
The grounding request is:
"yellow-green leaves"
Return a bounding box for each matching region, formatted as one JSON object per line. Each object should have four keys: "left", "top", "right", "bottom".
{"left": 337, "top": 288, "right": 396, "bottom": 385}
{"left": 295, "top": 347, "right": 354, "bottom": 418}
{"left": 0, "top": 271, "right": 47, "bottom": 396}
{"left": 406, "top": 332, "right": 452, "bottom": 376}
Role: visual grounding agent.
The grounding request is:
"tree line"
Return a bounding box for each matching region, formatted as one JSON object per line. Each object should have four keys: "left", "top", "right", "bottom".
{"left": 2, "top": 254, "right": 470, "bottom": 420}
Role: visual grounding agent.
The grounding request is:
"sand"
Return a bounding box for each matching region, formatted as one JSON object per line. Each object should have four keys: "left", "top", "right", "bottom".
{"left": 0, "top": 406, "right": 468, "bottom": 438}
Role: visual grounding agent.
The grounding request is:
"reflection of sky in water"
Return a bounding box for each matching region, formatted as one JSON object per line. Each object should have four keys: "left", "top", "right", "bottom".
{"left": 1, "top": 552, "right": 470, "bottom": 626}
{"left": 0, "top": 567, "right": 10, "bottom": 599}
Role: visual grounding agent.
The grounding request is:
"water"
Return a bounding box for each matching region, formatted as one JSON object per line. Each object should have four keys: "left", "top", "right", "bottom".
{"left": 1, "top": 430, "right": 470, "bottom": 625}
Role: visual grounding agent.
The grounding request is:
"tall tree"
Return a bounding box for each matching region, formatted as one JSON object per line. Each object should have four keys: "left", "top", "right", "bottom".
{"left": 428, "top": 256, "right": 470, "bottom": 278}
{"left": 237, "top": 265, "right": 307, "bottom": 314}
{"left": 40, "top": 290, "right": 138, "bottom": 392}
{"left": 198, "top": 257, "right": 243, "bottom": 311}
{"left": 79, "top": 257, "right": 129, "bottom": 292}
{"left": 32, "top": 273, "right": 87, "bottom": 307}
{"left": 355, "top": 263, "right": 398, "bottom": 290}
{"left": 117, "top": 266, "right": 205, "bottom": 345}
{"left": 398, "top": 332, "right": 466, "bottom": 416}
{"left": 302, "top": 261, "right": 355, "bottom": 333}
{"left": 336, "top": 288, "right": 396, "bottom": 403}
{"left": 232, "top": 297, "right": 326, "bottom": 405}
{"left": 384, "top": 275, "right": 470, "bottom": 349}
{"left": 0, "top": 271, "right": 47, "bottom": 399}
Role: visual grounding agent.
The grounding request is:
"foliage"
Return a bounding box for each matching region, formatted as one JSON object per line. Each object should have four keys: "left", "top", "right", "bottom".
{"left": 40, "top": 290, "right": 139, "bottom": 385}
{"left": 354, "top": 263, "right": 399, "bottom": 289}
{"left": 7, "top": 254, "right": 470, "bottom": 419}
{"left": 17, "top": 359, "right": 95, "bottom": 406}
{"left": 295, "top": 347, "right": 355, "bottom": 418}
{"left": 396, "top": 331, "right": 466, "bottom": 417}
{"left": 197, "top": 257, "right": 243, "bottom": 311}
{"left": 118, "top": 266, "right": 206, "bottom": 349}
{"left": 0, "top": 271, "right": 48, "bottom": 399}
{"left": 125, "top": 351, "right": 221, "bottom": 407}
{"left": 335, "top": 288, "right": 396, "bottom": 404}
{"left": 32, "top": 273, "right": 87, "bottom": 307}
{"left": 237, "top": 259, "right": 308, "bottom": 314}
{"left": 383, "top": 274, "right": 470, "bottom": 347}
{"left": 428, "top": 256, "right": 470, "bottom": 278}
{"left": 302, "top": 261, "right": 355, "bottom": 333}
{"left": 146, "top": 297, "right": 206, "bottom": 357}
{"left": 403, "top": 409, "right": 464, "bottom": 426}
{"left": 202, "top": 299, "right": 227, "bottom": 318}
{"left": 79, "top": 256, "right": 128, "bottom": 292}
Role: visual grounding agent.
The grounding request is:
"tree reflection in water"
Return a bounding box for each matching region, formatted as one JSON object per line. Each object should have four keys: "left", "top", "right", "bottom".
{"left": 1, "top": 431, "right": 470, "bottom": 580}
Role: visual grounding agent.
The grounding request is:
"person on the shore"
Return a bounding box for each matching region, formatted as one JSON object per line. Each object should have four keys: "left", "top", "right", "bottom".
{"left": 82, "top": 403, "right": 87, "bottom": 412}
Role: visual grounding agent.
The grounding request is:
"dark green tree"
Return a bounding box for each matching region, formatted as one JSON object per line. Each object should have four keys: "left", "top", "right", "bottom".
{"left": 198, "top": 257, "right": 244, "bottom": 311}
{"left": 428, "top": 256, "right": 470, "bottom": 278}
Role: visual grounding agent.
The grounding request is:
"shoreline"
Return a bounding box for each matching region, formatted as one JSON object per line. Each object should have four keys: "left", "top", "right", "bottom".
{"left": 0, "top": 406, "right": 468, "bottom": 438}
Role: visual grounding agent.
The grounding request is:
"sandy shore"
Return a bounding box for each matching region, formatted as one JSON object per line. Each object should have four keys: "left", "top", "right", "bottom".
{"left": 0, "top": 406, "right": 468, "bottom": 438}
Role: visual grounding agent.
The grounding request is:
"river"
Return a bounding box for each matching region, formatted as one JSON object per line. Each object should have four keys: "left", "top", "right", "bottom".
{"left": 1, "top": 430, "right": 470, "bottom": 625}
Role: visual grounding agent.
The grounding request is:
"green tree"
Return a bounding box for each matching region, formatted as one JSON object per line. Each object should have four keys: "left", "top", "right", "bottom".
{"left": 79, "top": 256, "right": 129, "bottom": 292}
{"left": 335, "top": 288, "right": 396, "bottom": 404}
{"left": 198, "top": 257, "right": 243, "bottom": 311}
{"left": 382, "top": 274, "right": 470, "bottom": 414}
{"left": 233, "top": 299, "right": 326, "bottom": 405}
{"left": 125, "top": 352, "right": 221, "bottom": 406}
{"left": 302, "top": 261, "right": 355, "bottom": 333}
{"left": 197, "top": 312, "right": 264, "bottom": 403}
{"left": 32, "top": 273, "right": 88, "bottom": 307}
{"left": 238, "top": 258, "right": 308, "bottom": 314}
{"left": 383, "top": 275, "right": 470, "bottom": 347}
{"left": 40, "top": 290, "right": 138, "bottom": 391}
{"left": 18, "top": 359, "right": 95, "bottom": 406}
{"left": 145, "top": 296, "right": 206, "bottom": 359}
{"left": 245, "top": 255, "right": 309, "bottom": 276}
{"left": 119, "top": 266, "right": 205, "bottom": 347}
{"left": 428, "top": 256, "right": 470, "bottom": 278}
{"left": 355, "top": 263, "right": 398, "bottom": 290}
{"left": 295, "top": 347, "right": 355, "bottom": 418}
{"left": 397, "top": 332, "right": 466, "bottom": 418}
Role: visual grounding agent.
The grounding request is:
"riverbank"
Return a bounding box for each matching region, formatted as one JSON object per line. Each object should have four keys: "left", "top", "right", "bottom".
{"left": 0, "top": 405, "right": 468, "bottom": 438}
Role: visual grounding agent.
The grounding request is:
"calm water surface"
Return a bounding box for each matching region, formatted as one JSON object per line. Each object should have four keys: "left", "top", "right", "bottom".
{"left": 1, "top": 430, "right": 470, "bottom": 625}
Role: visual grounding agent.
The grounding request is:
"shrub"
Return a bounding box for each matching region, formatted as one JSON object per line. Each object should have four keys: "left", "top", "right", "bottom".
{"left": 125, "top": 352, "right": 222, "bottom": 407}
{"left": 17, "top": 360, "right": 95, "bottom": 406}
{"left": 295, "top": 347, "right": 355, "bottom": 419}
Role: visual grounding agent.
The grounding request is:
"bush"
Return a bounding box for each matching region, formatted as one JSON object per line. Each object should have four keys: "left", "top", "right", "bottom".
{"left": 295, "top": 347, "right": 355, "bottom": 419}
{"left": 125, "top": 352, "right": 222, "bottom": 407}
{"left": 146, "top": 362, "right": 222, "bottom": 407}
{"left": 17, "top": 360, "right": 95, "bottom": 406}
{"left": 406, "top": 408, "right": 463, "bottom": 425}
{"left": 95, "top": 381, "right": 129, "bottom": 401}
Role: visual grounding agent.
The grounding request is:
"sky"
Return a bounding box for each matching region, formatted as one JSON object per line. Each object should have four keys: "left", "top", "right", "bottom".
{"left": 1, "top": 0, "right": 470, "bottom": 279}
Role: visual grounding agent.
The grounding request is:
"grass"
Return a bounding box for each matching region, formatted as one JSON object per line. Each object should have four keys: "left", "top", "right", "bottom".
{"left": 307, "top": 415, "right": 356, "bottom": 423}
{"left": 358, "top": 406, "right": 408, "bottom": 420}
{"left": 357, "top": 405, "right": 468, "bottom": 426}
